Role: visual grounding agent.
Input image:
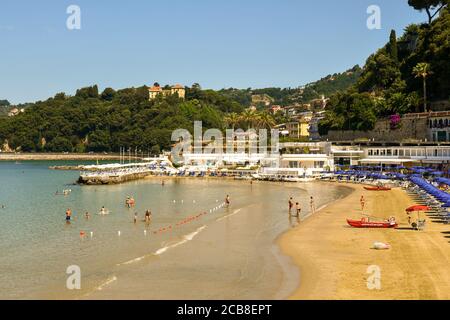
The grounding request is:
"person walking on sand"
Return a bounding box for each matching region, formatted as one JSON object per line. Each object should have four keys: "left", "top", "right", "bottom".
{"left": 360, "top": 195, "right": 365, "bottom": 211}
{"left": 310, "top": 196, "right": 315, "bottom": 214}
{"left": 288, "top": 197, "right": 294, "bottom": 214}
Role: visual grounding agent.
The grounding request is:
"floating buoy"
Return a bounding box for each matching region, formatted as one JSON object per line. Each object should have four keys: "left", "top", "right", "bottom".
{"left": 173, "top": 200, "right": 176, "bottom": 203}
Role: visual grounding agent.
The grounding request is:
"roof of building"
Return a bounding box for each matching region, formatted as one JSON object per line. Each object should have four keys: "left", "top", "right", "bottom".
{"left": 149, "top": 86, "right": 162, "bottom": 92}
{"left": 172, "top": 84, "right": 184, "bottom": 89}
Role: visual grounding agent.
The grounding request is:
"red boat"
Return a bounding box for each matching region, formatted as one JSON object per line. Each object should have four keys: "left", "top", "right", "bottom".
{"left": 347, "top": 218, "right": 397, "bottom": 228}
{"left": 364, "top": 186, "right": 391, "bottom": 191}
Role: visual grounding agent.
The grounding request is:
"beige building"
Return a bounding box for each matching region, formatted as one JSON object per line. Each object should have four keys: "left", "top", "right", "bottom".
{"left": 7, "top": 108, "right": 24, "bottom": 117}
{"left": 148, "top": 83, "right": 185, "bottom": 100}
{"left": 286, "top": 121, "right": 310, "bottom": 139}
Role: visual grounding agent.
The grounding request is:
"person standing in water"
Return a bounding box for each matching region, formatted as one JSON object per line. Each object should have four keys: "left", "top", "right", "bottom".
{"left": 134, "top": 212, "right": 138, "bottom": 224}
{"left": 310, "top": 196, "right": 315, "bottom": 214}
{"left": 295, "top": 202, "right": 301, "bottom": 217}
{"left": 85, "top": 211, "right": 90, "bottom": 220}
{"left": 288, "top": 197, "right": 294, "bottom": 214}
{"left": 225, "top": 195, "right": 230, "bottom": 207}
{"left": 145, "top": 210, "right": 152, "bottom": 223}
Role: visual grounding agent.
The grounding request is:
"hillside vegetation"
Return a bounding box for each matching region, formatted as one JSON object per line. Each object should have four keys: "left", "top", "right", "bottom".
{"left": 319, "top": 1, "right": 450, "bottom": 134}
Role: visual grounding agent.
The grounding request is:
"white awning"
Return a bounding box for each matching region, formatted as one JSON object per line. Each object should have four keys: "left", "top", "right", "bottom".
{"left": 359, "top": 158, "right": 415, "bottom": 164}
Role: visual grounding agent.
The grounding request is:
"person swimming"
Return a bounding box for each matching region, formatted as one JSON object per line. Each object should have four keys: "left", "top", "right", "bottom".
{"left": 65, "top": 208, "right": 72, "bottom": 221}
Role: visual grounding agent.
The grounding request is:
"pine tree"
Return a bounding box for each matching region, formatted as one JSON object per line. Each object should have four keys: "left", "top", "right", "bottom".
{"left": 388, "top": 30, "right": 398, "bottom": 63}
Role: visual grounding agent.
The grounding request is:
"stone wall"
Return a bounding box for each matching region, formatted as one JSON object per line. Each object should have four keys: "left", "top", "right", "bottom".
{"left": 324, "top": 117, "right": 429, "bottom": 142}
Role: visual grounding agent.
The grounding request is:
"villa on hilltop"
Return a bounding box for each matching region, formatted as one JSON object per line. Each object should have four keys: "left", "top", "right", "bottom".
{"left": 148, "top": 83, "right": 185, "bottom": 100}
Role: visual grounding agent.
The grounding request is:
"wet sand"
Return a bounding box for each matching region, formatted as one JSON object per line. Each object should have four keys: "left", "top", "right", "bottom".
{"left": 279, "top": 182, "right": 450, "bottom": 300}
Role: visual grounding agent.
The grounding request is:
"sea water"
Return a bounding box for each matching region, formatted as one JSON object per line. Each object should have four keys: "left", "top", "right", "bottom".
{"left": 0, "top": 161, "right": 351, "bottom": 299}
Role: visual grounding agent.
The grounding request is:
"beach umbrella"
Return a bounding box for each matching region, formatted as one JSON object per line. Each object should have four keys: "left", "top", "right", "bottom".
{"left": 406, "top": 205, "right": 431, "bottom": 212}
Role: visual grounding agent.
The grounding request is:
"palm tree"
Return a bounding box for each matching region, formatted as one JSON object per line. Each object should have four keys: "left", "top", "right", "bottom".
{"left": 224, "top": 112, "right": 240, "bottom": 130}
{"left": 240, "top": 109, "right": 259, "bottom": 129}
{"left": 257, "top": 112, "right": 276, "bottom": 130}
{"left": 412, "top": 62, "right": 431, "bottom": 112}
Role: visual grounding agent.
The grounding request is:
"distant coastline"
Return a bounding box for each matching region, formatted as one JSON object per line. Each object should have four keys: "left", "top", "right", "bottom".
{"left": 0, "top": 152, "right": 133, "bottom": 161}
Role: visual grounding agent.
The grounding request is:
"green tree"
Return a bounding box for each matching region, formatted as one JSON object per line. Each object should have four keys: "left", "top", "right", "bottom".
{"left": 408, "top": 0, "right": 448, "bottom": 24}
{"left": 412, "top": 62, "right": 432, "bottom": 112}
{"left": 257, "top": 112, "right": 276, "bottom": 130}
{"left": 387, "top": 30, "right": 399, "bottom": 62}
{"left": 224, "top": 112, "right": 240, "bottom": 130}
{"left": 101, "top": 87, "right": 116, "bottom": 101}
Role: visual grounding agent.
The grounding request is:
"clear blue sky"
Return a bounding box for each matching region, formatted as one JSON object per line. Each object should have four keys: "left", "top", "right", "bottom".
{"left": 0, "top": 0, "right": 426, "bottom": 104}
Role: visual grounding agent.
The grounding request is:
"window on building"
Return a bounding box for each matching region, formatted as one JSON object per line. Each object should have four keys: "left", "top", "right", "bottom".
{"left": 289, "top": 161, "right": 299, "bottom": 168}
{"left": 314, "top": 161, "right": 324, "bottom": 168}
{"left": 437, "top": 131, "right": 447, "bottom": 142}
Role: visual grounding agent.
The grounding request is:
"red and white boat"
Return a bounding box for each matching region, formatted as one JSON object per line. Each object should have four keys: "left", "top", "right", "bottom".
{"left": 346, "top": 218, "right": 397, "bottom": 228}
{"left": 363, "top": 186, "right": 391, "bottom": 191}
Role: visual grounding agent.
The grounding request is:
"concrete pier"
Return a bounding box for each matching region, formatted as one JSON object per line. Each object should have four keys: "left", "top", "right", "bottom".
{"left": 78, "top": 171, "right": 152, "bottom": 185}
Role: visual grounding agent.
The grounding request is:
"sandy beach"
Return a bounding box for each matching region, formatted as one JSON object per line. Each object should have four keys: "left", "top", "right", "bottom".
{"left": 279, "top": 182, "right": 450, "bottom": 300}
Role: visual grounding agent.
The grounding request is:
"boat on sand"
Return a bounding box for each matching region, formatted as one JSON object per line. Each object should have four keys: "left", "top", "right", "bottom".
{"left": 363, "top": 186, "right": 391, "bottom": 191}
{"left": 347, "top": 218, "right": 397, "bottom": 228}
